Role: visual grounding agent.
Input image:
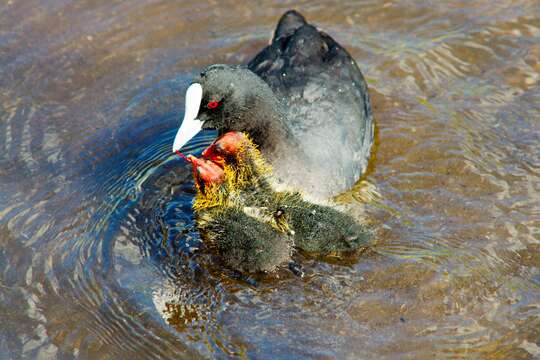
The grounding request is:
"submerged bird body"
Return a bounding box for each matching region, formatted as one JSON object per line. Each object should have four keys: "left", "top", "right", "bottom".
{"left": 173, "top": 10, "right": 373, "bottom": 200}
{"left": 197, "top": 206, "right": 293, "bottom": 273}
{"left": 190, "top": 132, "right": 370, "bottom": 273}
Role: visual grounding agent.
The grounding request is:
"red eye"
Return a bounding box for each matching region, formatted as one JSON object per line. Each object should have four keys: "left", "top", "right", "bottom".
{"left": 207, "top": 101, "right": 219, "bottom": 109}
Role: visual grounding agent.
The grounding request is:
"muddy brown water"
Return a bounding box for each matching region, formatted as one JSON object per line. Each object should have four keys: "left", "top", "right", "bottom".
{"left": 1, "top": 1, "right": 540, "bottom": 359}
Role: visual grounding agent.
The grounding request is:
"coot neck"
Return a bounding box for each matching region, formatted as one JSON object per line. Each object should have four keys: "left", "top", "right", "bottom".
{"left": 243, "top": 95, "right": 298, "bottom": 155}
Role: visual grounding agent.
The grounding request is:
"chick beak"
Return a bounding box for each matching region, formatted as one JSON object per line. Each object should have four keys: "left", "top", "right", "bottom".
{"left": 189, "top": 156, "right": 225, "bottom": 189}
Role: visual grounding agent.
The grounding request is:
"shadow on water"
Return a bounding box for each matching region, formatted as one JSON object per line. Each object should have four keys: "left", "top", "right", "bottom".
{"left": 1, "top": 0, "right": 540, "bottom": 359}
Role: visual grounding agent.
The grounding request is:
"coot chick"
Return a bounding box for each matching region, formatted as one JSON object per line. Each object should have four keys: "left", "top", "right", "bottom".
{"left": 193, "top": 132, "right": 370, "bottom": 264}
{"left": 174, "top": 10, "right": 373, "bottom": 201}
{"left": 189, "top": 155, "right": 293, "bottom": 273}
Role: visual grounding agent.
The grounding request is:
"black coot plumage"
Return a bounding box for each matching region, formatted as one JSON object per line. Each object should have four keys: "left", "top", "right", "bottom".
{"left": 173, "top": 10, "right": 373, "bottom": 200}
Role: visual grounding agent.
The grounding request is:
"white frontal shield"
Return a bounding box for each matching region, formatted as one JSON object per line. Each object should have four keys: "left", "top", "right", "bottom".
{"left": 172, "top": 83, "right": 204, "bottom": 152}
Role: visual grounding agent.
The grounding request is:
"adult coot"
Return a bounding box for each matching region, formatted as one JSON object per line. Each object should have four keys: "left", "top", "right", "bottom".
{"left": 173, "top": 10, "right": 373, "bottom": 200}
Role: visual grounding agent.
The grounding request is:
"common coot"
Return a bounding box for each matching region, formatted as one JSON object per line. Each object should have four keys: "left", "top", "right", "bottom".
{"left": 173, "top": 10, "right": 373, "bottom": 200}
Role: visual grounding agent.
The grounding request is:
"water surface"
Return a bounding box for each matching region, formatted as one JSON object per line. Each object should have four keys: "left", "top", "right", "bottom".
{"left": 1, "top": 1, "right": 540, "bottom": 358}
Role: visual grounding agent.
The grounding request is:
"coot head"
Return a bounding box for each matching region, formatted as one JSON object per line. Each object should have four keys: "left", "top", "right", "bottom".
{"left": 172, "top": 65, "right": 278, "bottom": 152}
{"left": 188, "top": 155, "right": 224, "bottom": 190}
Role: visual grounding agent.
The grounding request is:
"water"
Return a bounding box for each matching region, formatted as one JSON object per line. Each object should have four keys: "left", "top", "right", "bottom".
{"left": 1, "top": 1, "right": 539, "bottom": 358}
